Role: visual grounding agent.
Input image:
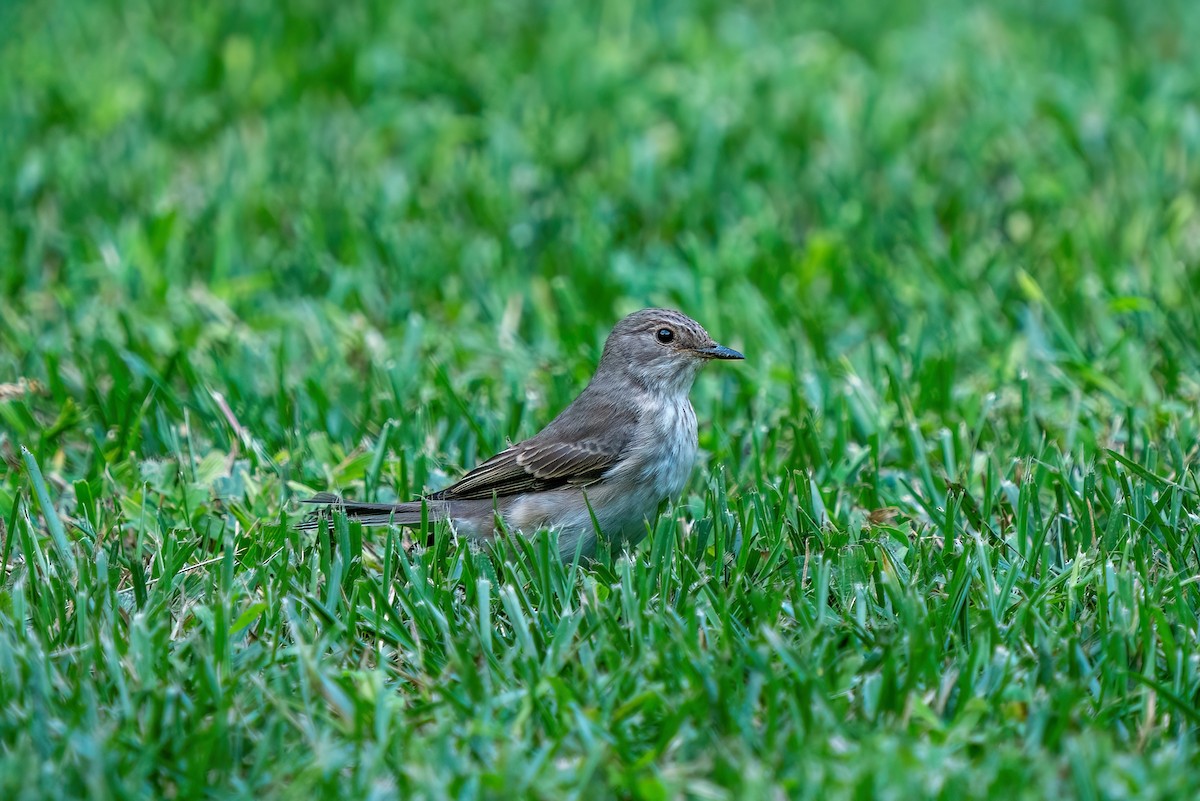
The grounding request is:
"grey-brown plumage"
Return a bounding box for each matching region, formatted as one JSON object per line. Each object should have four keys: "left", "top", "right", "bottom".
{"left": 300, "top": 308, "right": 743, "bottom": 557}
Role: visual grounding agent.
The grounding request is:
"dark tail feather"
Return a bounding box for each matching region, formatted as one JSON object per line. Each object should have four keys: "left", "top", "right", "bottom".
{"left": 297, "top": 493, "right": 449, "bottom": 531}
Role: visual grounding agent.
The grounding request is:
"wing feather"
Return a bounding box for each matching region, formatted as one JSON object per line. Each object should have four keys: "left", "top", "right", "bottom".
{"left": 428, "top": 438, "right": 623, "bottom": 501}
{"left": 426, "top": 382, "right": 640, "bottom": 502}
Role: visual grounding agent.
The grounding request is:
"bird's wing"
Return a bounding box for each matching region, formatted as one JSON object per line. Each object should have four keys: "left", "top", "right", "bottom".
{"left": 427, "top": 438, "right": 625, "bottom": 501}
{"left": 427, "top": 382, "right": 642, "bottom": 502}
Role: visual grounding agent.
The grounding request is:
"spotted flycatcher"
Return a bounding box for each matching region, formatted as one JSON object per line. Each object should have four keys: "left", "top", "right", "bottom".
{"left": 302, "top": 308, "right": 743, "bottom": 558}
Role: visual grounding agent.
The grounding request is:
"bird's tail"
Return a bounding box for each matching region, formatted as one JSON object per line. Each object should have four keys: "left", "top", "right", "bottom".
{"left": 297, "top": 492, "right": 450, "bottom": 531}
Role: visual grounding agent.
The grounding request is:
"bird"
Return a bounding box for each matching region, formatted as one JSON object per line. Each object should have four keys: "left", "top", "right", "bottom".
{"left": 300, "top": 308, "right": 743, "bottom": 559}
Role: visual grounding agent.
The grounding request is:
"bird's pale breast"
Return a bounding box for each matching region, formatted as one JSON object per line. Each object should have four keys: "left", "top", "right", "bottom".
{"left": 629, "top": 395, "right": 698, "bottom": 499}
{"left": 597, "top": 395, "right": 698, "bottom": 534}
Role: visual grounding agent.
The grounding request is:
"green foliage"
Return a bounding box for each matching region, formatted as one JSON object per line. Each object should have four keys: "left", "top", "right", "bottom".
{"left": 2, "top": 0, "right": 1200, "bottom": 797}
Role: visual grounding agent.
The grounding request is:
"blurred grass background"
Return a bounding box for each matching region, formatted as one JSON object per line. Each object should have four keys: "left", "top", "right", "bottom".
{"left": 2, "top": 0, "right": 1200, "bottom": 798}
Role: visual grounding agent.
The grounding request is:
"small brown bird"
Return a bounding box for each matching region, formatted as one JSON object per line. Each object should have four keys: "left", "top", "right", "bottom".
{"left": 302, "top": 308, "right": 743, "bottom": 558}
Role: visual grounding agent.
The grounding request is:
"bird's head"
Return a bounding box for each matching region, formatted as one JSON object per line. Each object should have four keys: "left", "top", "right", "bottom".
{"left": 596, "top": 308, "right": 743, "bottom": 395}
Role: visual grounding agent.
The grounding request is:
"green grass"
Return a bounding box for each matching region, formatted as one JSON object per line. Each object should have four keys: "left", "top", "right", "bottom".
{"left": 3, "top": 0, "right": 1200, "bottom": 797}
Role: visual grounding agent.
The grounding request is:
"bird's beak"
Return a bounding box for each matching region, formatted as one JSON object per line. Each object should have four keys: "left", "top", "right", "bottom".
{"left": 695, "top": 343, "right": 744, "bottom": 360}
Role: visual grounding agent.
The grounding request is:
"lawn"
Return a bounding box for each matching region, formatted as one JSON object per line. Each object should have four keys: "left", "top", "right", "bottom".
{"left": 2, "top": 0, "right": 1200, "bottom": 798}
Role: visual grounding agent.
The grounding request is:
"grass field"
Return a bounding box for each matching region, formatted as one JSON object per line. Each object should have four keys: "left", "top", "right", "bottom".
{"left": 3, "top": 0, "right": 1200, "bottom": 797}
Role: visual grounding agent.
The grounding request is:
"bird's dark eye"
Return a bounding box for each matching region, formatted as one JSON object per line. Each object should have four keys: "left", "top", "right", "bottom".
{"left": 656, "top": 328, "right": 675, "bottom": 343}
